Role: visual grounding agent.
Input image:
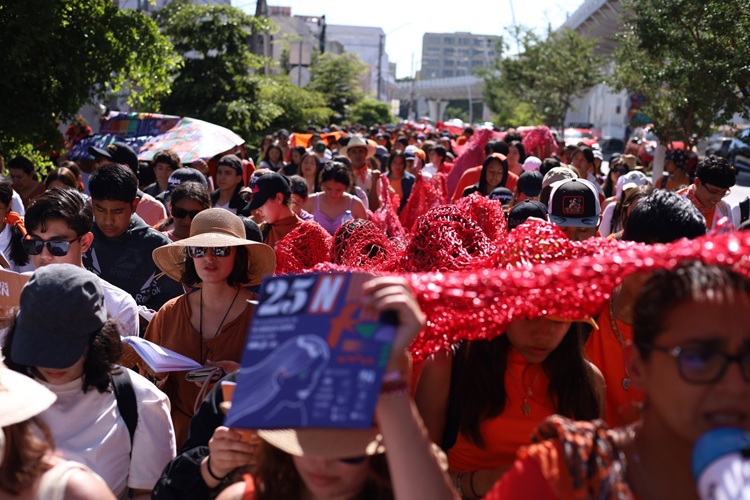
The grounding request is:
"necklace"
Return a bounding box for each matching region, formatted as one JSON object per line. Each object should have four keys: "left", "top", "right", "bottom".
{"left": 507, "top": 366, "right": 542, "bottom": 416}
{"left": 198, "top": 288, "right": 241, "bottom": 364}
{"left": 608, "top": 292, "right": 632, "bottom": 391}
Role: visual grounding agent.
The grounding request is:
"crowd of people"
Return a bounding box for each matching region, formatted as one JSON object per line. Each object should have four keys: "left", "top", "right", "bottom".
{"left": 1, "top": 122, "right": 749, "bottom": 499}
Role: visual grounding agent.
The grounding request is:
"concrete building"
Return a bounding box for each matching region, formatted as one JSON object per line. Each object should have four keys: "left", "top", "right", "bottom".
{"left": 116, "top": 0, "right": 229, "bottom": 10}
{"left": 421, "top": 32, "right": 500, "bottom": 80}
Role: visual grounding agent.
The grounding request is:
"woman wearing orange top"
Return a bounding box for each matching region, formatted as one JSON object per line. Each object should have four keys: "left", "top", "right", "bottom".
{"left": 386, "top": 151, "right": 415, "bottom": 214}
{"left": 415, "top": 317, "right": 604, "bottom": 498}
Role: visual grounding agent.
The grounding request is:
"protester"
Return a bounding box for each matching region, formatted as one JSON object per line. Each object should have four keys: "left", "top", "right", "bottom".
{"left": 287, "top": 175, "right": 315, "bottom": 222}
{"left": 487, "top": 261, "right": 750, "bottom": 499}
{"left": 7, "top": 155, "right": 45, "bottom": 209}
{"left": 547, "top": 178, "right": 602, "bottom": 241}
{"left": 88, "top": 142, "right": 168, "bottom": 226}
{"left": 569, "top": 146, "right": 605, "bottom": 197}
{"left": 601, "top": 155, "right": 629, "bottom": 200}
{"left": 155, "top": 166, "right": 209, "bottom": 212}
{"left": 19, "top": 188, "right": 139, "bottom": 338}
{"left": 3, "top": 264, "right": 176, "bottom": 499}
{"left": 340, "top": 135, "right": 381, "bottom": 211}
{"left": 678, "top": 154, "right": 736, "bottom": 230}
{"left": 144, "top": 149, "right": 182, "bottom": 198}
{"left": 296, "top": 152, "right": 320, "bottom": 194}
{"left": 452, "top": 141, "right": 516, "bottom": 202}
{"left": 0, "top": 178, "right": 33, "bottom": 273}
{"left": 658, "top": 149, "right": 692, "bottom": 191}
{"left": 258, "top": 145, "right": 284, "bottom": 172}
{"left": 513, "top": 170, "right": 543, "bottom": 205}
{"left": 156, "top": 181, "right": 211, "bottom": 242}
{"left": 147, "top": 208, "right": 276, "bottom": 445}
{"left": 506, "top": 141, "right": 526, "bottom": 176}
{"left": 153, "top": 277, "right": 456, "bottom": 500}
{"left": 415, "top": 315, "right": 604, "bottom": 497}
{"left": 462, "top": 154, "right": 510, "bottom": 198}
{"left": 0, "top": 361, "right": 115, "bottom": 499}
{"left": 424, "top": 145, "right": 447, "bottom": 177}
{"left": 539, "top": 165, "right": 578, "bottom": 206}
{"left": 303, "top": 162, "right": 368, "bottom": 235}
{"left": 245, "top": 172, "right": 304, "bottom": 247}
{"left": 599, "top": 171, "right": 651, "bottom": 237}
{"left": 386, "top": 151, "right": 416, "bottom": 214}
{"left": 82, "top": 163, "right": 183, "bottom": 312}
{"left": 283, "top": 146, "right": 307, "bottom": 176}
{"left": 211, "top": 155, "right": 248, "bottom": 215}
{"left": 507, "top": 200, "right": 548, "bottom": 231}
{"left": 44, "top": 166, "right": 80, "bottom": 192}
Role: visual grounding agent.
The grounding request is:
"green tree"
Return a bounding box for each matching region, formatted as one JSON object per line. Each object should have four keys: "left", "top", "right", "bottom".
{"left": 485, "top": 28, "right": 601, "bottom": 130}
{"left": 0, "top": 0, "right": 179, "bottom": 151}
{"left": 348, "top": 98, "right": 393, "bottom": 127}
{"left": 308, "top": 52, "right": 367, "bottom": 120}
{"left": 156, "top": 0, "right": 279, "bottom": 140}
{"left": 611, "top": 0, "right": 750, "bottom": 146}
{"left": 259, "top": 77, "right": 333, "bottom": 133}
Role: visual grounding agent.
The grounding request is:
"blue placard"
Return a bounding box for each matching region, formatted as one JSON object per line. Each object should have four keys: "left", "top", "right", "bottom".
{"left": 225, "top": 272, "right": 396, "bottom": 429}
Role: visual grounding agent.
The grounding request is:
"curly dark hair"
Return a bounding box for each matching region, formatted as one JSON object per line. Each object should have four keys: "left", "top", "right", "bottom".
{"left": 695, "top": 154, "right": 736, "bottom": 189}
{"left": 180, "top": 245, "right": 249, "bottom": 288}
{"left": 2, "top": 318, "right": 123, "bottom": 394}
{"left": 0, "top": 417, "right": 55, "bottom": 495}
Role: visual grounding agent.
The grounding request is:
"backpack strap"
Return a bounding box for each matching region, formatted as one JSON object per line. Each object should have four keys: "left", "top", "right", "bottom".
{"left": 741, "top": 197, "right": 750, "bottom": 224}
{"left": 111, "top": 368, "right": 138, "bottom": 454}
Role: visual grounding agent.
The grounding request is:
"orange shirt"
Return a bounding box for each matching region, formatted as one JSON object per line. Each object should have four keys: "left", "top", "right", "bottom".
{"left": 447, "top": 349, "right": 555, "bottom": 471}
{"left": 451, "top": 166, "right": 519, "bottom": 202}
{"left": 587, "top": 301, "right": 644, "bottom": 427}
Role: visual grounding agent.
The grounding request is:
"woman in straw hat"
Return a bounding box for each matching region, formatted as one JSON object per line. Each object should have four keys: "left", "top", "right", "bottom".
{"left": 146, "top": 208, "right": 276, "bottom": 446}
{"left": 0, "top": 361, "right": 115, "bottom": 499}
{"left": 152, "top": 277, "right": 457, "bottom": 500}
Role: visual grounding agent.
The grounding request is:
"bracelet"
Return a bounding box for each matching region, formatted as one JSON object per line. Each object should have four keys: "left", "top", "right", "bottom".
{"left": 469, "top": 469, "right": 479, "bottom": 499}
{"left": 381, "top": 369, "right": 405, "bottom": 383}
{"left": 206, "top": 456, "right": 226, "bottom": 482}
{"left": 454, "top": 470, "right": 466, "bottom": 498}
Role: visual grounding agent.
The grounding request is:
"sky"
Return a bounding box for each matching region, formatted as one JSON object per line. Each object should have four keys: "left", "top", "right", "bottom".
{"left": 236, "top": 0, "right": 587, "bottom": 79}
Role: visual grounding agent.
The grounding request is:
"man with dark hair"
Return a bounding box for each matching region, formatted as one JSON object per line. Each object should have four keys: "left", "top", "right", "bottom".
{"left": 88, "top": 142, "right": 168, "bottom": 226}
{"left": 589, "top": 188, "right": 707, "bottom": 428}
{"left": 245, "top": 172, "right": 303, "bottom": 247}
{"left": 624, "top": 189, "right": 707, "bottom": 244}
{"left": 341, "top": 135, "right": 381, "bottom": 211}
{"left": 144, "top": 148, "right": 182, "bottom": 198}
{"left": 22, "top": 188, "right": 139, "bottom": 337}
{"left": 451, "top": 140, "right": 516, "bottom": 202}
{"left": 83, "top": 163, "right": 182, "bottom": 312}
{"left": 677, "top": 154, "right": 736, "bottom": 230}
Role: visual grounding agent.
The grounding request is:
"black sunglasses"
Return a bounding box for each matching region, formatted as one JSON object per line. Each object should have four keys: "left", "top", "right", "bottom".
{"left": 171, "top": 207, "right": 201, "bottom": 219}
{"left": 22, "top": 237, "right": 80, "bottom": 257}
{"left": 639, "top": 342, "right": 750, "bottom": 384}
{"left": 338, "top": 456, "right": 367, "bottom": 465}
{"left": 186, "top": 246, "right": 232, "bottom": 258}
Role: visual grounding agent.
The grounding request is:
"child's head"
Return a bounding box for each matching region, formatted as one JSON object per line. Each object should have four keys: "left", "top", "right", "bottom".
{"left": 88, "top": 163, "right": 139, "bottom": 239}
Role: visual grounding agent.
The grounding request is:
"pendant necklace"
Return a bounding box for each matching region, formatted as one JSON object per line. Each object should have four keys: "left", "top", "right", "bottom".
{"left": 199, "top": 288, "right": 241, "bottom": 364}
{"left": 508, "top": 366, "right": 542, "bottom": 416}
{"left": 608, "top": 293, "right": 631, "bottom": 391}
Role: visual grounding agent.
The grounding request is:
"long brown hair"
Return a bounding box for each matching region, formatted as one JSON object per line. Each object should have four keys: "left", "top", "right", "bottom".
{"left": 0, "top": 417, "right": 54, "bottom": 495}
{"left": 454, "top": 323, "right": 600, "bottom": 448}
{"left": 251, "top": 441, "right": 393, "bottom": 499}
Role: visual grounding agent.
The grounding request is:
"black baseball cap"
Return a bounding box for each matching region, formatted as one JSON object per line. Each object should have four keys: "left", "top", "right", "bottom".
{"left": 88, "top": 142, "right": 139, "bottom": 174}
{"left": 517, "top": 170, "right": 543, "bottom": 197}
{"left": 507, "top": 200, "right": 548, "bottom": 230}
{"left": 489, "top": 187, "right": 514, "bottom": 207}
{"left": 246, "top": 172, "right": 291, "bottom": 211}
{"left": 548, "top": 178, "right": 601, "bottom": 228}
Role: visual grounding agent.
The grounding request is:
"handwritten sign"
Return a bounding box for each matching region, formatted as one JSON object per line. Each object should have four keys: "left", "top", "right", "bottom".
{"left": 225, "top": 272, "right": 396, "bottom": 430}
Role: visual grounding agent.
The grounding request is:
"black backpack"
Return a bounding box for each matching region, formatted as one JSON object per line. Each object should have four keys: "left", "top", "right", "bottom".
{"left": 111, "top": 368, "right": 138, "bottom": 455}
{"left": 740, "top": 197, "right": 750, "bottom": 225}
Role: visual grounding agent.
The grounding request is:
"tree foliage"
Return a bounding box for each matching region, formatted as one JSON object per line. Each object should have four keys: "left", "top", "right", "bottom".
{"left": 156, "top": 0, "right": 279, "bottom": 141}
{"left": 0, "top": 0, "right": 179, "bottom": 150}
{"left": 485, "top": 28, "right": 601, "bottom": 130}
{"left": 348, "top": 98, "right": 393, "bottom": 127}
{"left": 259, "top": 77, "right": 333, "bottom": 133}
{"left": 611, "top": 0, "right": 750, "bottom": 144}
{"left": 308, "top": 52, "right": 367, "bottom": 120}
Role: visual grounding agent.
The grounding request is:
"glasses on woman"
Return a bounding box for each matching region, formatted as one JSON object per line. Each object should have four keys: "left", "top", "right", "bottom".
{"left": 22, "top": 237, "right": 80, "bottom": 257}
{"left": 639, "top": 343, "right": 750, "bottom": 384}
{"left": 338, "top": 456, "right": 367, "bottom": 465}
{"left": 171, "top": 207, "right": 201, "bottom": 219}
{"left": 186, "top": 246, "right": 232, "bottom": 258}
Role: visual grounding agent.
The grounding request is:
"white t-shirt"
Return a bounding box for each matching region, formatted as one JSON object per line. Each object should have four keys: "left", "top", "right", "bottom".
{"left": 39, "top": 369, "right": 176, "bottom": 499}
{"left": 11, "top": 190, "right": 24, "bottom": 216}
{"left": 100, "top": 278, "right": 139, "bottom": 338}
{"left": 422, "top": 163, "right": 438, "bottom": 177}
{"left": 0, "top": 224, "right": 34, "bottom": 273}
{"left": 213, "top": 201, "right": 237, "bottom": 214}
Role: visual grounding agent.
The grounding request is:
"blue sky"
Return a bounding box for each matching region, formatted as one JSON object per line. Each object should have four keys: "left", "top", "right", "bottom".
{"left": 237, "top": 0, "right": 587, "bottom": 78}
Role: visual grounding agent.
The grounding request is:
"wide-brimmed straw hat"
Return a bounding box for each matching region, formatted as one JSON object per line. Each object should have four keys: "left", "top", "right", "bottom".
{"left": 0, "top": 362, "right": 57, "bottom": 428}
{"left": 152, "top": 208, "right": 276, "bottom": 286}
{"left": 258, "top": 428, "right": 385, "bottom": 459}
{"left": 339, "top": 135, "right": 376, "bottom": 159}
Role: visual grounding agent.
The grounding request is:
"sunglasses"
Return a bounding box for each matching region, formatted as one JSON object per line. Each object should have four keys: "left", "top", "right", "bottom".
{"left": 22, "top": 237, "right": 80, "bottom": 257}
{"left": 338, "top": 456, "right": 367, "bottom": 465}
{"left": 171, "top": 207, "right": 201, "bottom": 219}
{"left": 186, "top": 246, "right": 232, "bottom": 258}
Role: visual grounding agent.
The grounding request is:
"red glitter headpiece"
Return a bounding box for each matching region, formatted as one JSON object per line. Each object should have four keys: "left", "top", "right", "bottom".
{"left": 273, "top": 221, "right": 332, "bottom": 275}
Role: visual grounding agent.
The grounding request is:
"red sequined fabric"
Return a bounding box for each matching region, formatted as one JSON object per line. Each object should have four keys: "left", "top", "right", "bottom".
{"left": 399, "top": 173, "right": 450, "bottom": 232}
{"left": 446, "top": 128, "right": 496, "bottom": 196}
{"left": 369, "top": 175, "right": 406, "bottom": 240}
{"left": 331, "top": 219, "right": 400, "bottom": 271}
{"left": 273, "top": 221, "right": 332, "bottom": 275}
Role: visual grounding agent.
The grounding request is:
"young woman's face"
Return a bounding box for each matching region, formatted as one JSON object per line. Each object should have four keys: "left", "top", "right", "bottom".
{"left": 505, "top": 317, "right": 571, "bottom": 364}
{"left": 216, "top": 165, "right": 242, "bottom": 191}
{"left": 293, "top": 455, "right": 369, "bottom": 500}
{"left": 322, "top": 181, "right": 347, "bottom": 202}
{"left": 268, "top": 147, "right": 282, "bottom": 163}
{"left": 291, "top": 149, "right": 303, "bottom": 164}
{"left": 194, "top": 246, "right": 236, "bottom": 284}
{"left": 484, "top": 159, "right": 505, "bottom": 192}
{"left": 507, "top": 146, "right": 521, "bottom": 166}
{"left": 301, "top": 156, "right": 318, "bottom": 177}
{"left": 9, "top": 168, "right": 32, "bottom": 191}
{"left": 634, "top": 296, "right": 750, "bottom": 443}
{"left": 571, "top": 151, "right": 589, "bottom": 177}
{"left": 153, "top": 162, "right": 174, "bottom": 185}
{"left": 389, "top": 156, "right": 405, "bottom": 175}
{"left": 171, "top": 199, "right": 205, "bottom": 238}
{"left": 35, "top": 355, "right": 86, "bottom": 385}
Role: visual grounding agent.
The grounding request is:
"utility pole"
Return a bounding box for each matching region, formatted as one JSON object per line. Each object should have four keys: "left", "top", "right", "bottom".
{"left": 377, "top": 33, "right": 385, "bottom": 101}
